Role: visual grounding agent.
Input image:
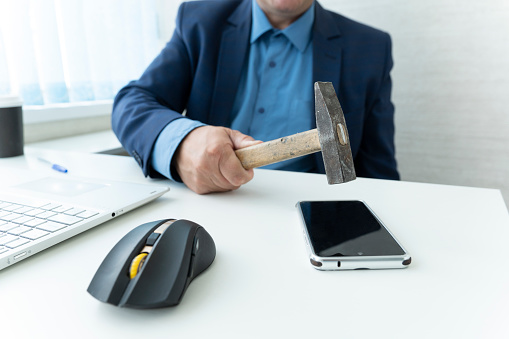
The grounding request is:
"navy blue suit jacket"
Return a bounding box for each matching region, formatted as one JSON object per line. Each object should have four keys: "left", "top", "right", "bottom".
{"left": 112, "top": 0, "right": 399, "bottom": 180}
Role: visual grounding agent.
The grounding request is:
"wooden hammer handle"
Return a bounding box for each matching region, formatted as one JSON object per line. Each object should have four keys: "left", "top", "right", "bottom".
{"left": 235, "top": 129, "right": 321, "bottom": 169}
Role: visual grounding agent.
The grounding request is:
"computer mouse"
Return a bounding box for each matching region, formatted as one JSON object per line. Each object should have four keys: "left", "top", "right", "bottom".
{"left": 87, "top": 219, "right": 216, "bottom": 309}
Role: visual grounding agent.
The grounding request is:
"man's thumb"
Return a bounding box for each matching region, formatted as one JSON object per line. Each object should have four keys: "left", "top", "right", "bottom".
{"left": 228, "top": 129, "right": 263, "bottom": 150}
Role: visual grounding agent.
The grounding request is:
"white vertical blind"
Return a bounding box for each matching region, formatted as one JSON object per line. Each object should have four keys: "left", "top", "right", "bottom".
{"left": 0, "top": 0, "right": 159, "bottom": 106}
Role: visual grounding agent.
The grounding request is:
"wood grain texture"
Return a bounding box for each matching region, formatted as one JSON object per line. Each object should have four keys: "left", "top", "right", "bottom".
{"left": 235, "top": 129, "right": 321, "bottom": 169}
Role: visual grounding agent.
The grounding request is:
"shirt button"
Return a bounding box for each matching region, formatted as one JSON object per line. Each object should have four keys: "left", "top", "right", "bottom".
{"left": 258, "top": 107, "right": 265, "bottom": 113}
{"left": 269, "top": 61, "right": 276, "bottom": 68}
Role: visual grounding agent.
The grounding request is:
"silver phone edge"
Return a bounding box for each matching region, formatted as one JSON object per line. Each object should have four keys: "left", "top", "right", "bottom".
{"left": 295, "top": 200, "right": 412, "bottom": 271}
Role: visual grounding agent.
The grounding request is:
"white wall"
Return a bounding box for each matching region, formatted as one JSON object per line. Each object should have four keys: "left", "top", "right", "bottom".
{"left": 155, "top": 0, "right": 182, "bottom": 46}
{"left": 320, "top": 0, "right": 509, "bottom": 205}
{"left": 157, "top": 0, "right": 509, "bottom": 205}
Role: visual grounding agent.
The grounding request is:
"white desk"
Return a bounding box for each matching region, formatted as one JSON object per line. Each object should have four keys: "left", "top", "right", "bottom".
{"left": 1, "top": 148, "right": 509, "bottom": 339}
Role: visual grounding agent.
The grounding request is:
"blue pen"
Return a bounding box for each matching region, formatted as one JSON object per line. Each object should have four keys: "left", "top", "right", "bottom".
{"left": 37, "top": 157, "right": 68, "bottom": 173}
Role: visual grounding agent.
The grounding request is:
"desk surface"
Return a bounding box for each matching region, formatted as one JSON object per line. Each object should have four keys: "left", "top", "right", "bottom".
{"left": 1, "top": 148, "right": 509, "bottom": 339}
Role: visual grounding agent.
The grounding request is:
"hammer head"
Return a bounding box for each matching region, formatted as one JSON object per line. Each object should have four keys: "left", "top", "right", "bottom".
{"left": 314, "top": 82, "right": 356, "bottom": 184}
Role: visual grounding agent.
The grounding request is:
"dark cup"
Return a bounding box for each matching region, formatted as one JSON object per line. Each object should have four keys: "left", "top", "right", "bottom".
{"left": 0, "top": 95, "right": 24, "bottom": 158}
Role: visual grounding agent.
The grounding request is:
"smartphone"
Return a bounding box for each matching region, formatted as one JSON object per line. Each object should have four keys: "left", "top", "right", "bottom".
{"left": 296, "top": 200, "right": 411, "bottom": 270}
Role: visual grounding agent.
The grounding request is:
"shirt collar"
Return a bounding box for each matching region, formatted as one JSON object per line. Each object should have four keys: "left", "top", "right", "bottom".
{"left": 251, "top": 0, "right": 315, "bottom": 52}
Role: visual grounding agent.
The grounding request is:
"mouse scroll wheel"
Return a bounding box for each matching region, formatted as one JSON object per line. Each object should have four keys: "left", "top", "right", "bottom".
{"left": 129, "top": 253, "right": 148, "bottom": 279}
{"left": 128, "top": 232, "right": 160, "bottom": 279}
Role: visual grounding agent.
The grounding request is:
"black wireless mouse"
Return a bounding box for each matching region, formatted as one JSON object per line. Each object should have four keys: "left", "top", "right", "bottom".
{"left": 87, "top": 219, "right": 216, "bottom": 309}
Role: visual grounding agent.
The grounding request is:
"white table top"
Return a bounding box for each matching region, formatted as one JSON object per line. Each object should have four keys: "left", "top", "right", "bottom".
{"left": 1, "top": 147, "right": 509, "bottom": 339}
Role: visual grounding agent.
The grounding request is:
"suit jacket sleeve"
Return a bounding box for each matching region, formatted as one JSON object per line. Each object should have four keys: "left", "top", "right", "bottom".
{"left": 111, "top": 3, "right": 194, "bottom": 178}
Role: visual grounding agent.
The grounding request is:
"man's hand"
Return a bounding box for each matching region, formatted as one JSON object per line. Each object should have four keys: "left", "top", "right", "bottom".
{"left": 174, "top": 126, "right": 261, "bottom": 194}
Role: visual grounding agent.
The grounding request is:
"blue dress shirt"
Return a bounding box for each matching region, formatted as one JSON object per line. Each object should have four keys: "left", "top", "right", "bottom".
{"left": 151, "top": 0, "right": 315, "bottom": 179}
{"left": 230, "top": 0, "right": 315, "bottom": 171}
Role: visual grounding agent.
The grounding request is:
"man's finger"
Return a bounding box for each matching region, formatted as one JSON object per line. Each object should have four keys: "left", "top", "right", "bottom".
{"left": 219, "top": 150, "right": 255, "bottom": 187}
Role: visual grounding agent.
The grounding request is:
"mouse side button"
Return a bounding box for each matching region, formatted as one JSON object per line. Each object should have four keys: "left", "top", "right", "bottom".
{"left": 188, "top": 227, "right": 216, "bottom": 279}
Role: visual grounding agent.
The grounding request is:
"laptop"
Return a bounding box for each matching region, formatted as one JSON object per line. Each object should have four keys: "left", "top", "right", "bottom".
{"left": 0, "top": 167, "right": 169, "bottom": 271}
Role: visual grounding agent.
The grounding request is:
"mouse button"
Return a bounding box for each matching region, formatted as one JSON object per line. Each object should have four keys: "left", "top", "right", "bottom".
{"left": 87, "top": 220, "right": 161, "bottom": 304}
{"left": 87, "top": 219, "right": 169, "bottom": 305}
{"left": 119, "top": 223, "right": 196, "bottom": 308}
{"left": 189, "top": 227, "right": 216, "bottom": 279}
{"left": 145, "top": 232, "right": 160, "bottom": 246}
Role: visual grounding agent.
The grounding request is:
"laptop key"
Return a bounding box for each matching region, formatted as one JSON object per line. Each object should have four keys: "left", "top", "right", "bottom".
{"left": 11, "top": 216, "right": 34, "bottom": 224}
{"left": 0, "top": 211, "right": 12, "bottom": 218}
{"left": 14, "top": 206, "right": 34, "bottom": 214}
{"left": 48, "top": 214, "right": 83, "bottom": 225}
{"left": 8, "top": 226, "right": 32, "bottom": 235}
{"left": 0, "top": 196, "right": 47, "bottom": 209}
{"left": 24, "top": 218, "right": 46, "bottom": 227}
{"left": 37, "top": 221, "right": 67, "bottom": 232}
{"left": 0, "top": 246, "right": 7, "bottom": 254}
{"left": 52, "top": 205, "right": 73, "bottom": 213}
{"left": 0, "top": 223, "right": 19, "bottom": 232}
{"left": 22, "top": 229, "right": 50, "bottom": 240}
{"left": 36, "top": 211, "right": 57, "bottom": 219}
{"left": 3, "top": 204, "right": 23, "bottom": 212}
{"left": 0, "top": 202, "right": 13, "bottom": 209}
{"left": 76, "top": 210, "right": 99, "bottom": 219}
{"left": 40, "top": 203, "right": 62, "bottom": 210}
{"left": 24, "top": 208, "right": 46, "bottom": 217}
{"left": 63, "top": 208, "right": 86, "bottom": 216}
{"left": 5, "top": 238, "right": 30, "bottom": 249}
{"left": 1, "top": 213, "right": 23, "bottom": 221}
{"left": 0, "top": 234, "right": 19, "bottom": 245}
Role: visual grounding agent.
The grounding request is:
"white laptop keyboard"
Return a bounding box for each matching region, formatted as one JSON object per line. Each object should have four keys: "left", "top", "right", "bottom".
{"left": 0, "top": 197, "right": 99, "bottom": 255}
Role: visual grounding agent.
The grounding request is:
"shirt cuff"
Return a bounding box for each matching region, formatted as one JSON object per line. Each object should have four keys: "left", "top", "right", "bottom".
{"left": 151, "top": 118, "right": 206, "bottom": 181}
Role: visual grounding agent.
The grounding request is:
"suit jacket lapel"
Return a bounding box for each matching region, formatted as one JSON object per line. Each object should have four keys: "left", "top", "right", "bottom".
{"left": 209, "top": 0, "right": 252, "bottom": 126}
{"left": 312, "top": 1, "right": 342, "bottom": 122}
{"left": 312, "top": 2, "right": 342, "bottom": 173}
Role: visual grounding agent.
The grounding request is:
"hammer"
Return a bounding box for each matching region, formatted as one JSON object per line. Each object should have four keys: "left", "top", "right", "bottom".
{"left": 235, "top": 82, "right": 356, "bottom": 184}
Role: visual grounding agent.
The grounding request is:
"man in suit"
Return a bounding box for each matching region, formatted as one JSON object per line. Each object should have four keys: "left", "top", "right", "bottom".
{"left": 112, "top": 0, "right": 399, "bottom": 194}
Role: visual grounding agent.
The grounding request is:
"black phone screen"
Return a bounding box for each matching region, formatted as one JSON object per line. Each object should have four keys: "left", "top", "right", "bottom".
{"left": 299, "top": 201, "right": 406, "bottom": 257}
